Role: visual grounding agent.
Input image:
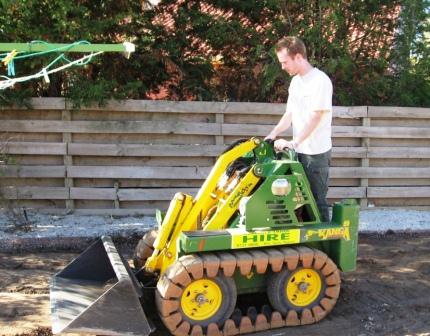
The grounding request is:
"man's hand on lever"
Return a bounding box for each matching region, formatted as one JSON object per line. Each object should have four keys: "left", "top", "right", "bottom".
{"left": 274, "top": 139, "right": 297, "bottom": 151}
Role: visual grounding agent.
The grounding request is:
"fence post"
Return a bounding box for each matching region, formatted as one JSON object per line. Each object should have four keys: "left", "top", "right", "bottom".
{"left": 360, "top": 108, "right": 370, "bottom": 208}
{"left": 215, "top": 112, "right": 225, "bottom": 153}
{"left": 62, "top": 108, "right": 74, "bottom": 212}
{"left": 114, "top": 181, "right": 120, "bottom": 209}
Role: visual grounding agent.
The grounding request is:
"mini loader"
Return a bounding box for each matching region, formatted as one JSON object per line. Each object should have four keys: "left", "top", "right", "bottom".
{"left": 50, "top": 138, "right": 359, "bottom": 336}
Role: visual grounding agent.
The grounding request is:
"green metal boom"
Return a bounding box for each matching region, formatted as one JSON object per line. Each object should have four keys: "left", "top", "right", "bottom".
{"left": 0, "top": 42, "right": 133, "bottom": 53}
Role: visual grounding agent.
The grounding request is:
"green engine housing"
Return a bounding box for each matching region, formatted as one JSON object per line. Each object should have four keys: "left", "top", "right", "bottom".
{"left": 178, "top": 140, "right": 359, "bottom": 294}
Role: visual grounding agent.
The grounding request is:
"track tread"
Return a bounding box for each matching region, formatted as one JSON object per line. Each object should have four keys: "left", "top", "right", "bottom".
{"left": 217, "top": 252, "right": 237, "bottom": 277}
{"left": 295, "top": 246, "right": 314, "bottom": 268}
{"left": 157, "top": 274, "right": 182, "bottom": 299}
{"left": 325, "top": 270, "right": 341, "bottom": 285}
{"left": 133, "top": 229, "right": 157, "bottom": 268}
{"left": 223, "top": 319, "right": 239, "bottom": 336}
{"left": 179, "top": 254, "right": 204, "bottom": 280}
{"left": 201, "top": 253, "right": 220, "bottom": 278}
{"left": 255, "top": 314, "right": 270, "bottom": 331}
{"left": 325, "top": 284, "right": 341, "bottom": 299}
{"left": 321, "top": 257, "right": 338, "bottom": 276}
{"left": 165, "top": 260, "right": 192, "bottom": 286}
{"left": 239, "top": 316, "right": 254, "bottom": 334}
{"left": 157, "top": 247, "right": 341, "bottom": 336}
{"left": 163, "top": 312, "right": 182, "bottom": 330}
{"left": 270, "top": 311, "right": 285, "bottom": 328}
{"left": 155, "top": 290, "right": 179, "bottom": 317}
{"left": 300, "top": 308, "right": 315, "bottom": 325}
{"left": 278, "top": 246, "right": 299, "bottom": 270}
{"left": 190, "top": 325, "right": 204, "bottom": 336}
{"left": 174, "top": 321, "right": 191, "bottom": 336}
{"left": 312, "top": 305, "right": 327, "bottom": 322}
{"left": 313, "top": 249, "right": 328, "bottom": 270}
{"left": 207, "top": 323, "right": 222, "bottom": 336}
{"left": 266, "top": 248, "right": 284, "bottom": 272}
{"left": 234, "top": 251, "right": 253, "bottom": 275}
{"left": 286, "top": 310, "right": 300, "bottom": 326}
{"left": 249, "top": 250, "right": 269, "bottom": 274}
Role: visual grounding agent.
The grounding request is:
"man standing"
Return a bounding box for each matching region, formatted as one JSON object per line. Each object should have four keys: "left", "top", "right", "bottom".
{"left": 266, "top": 36, "right": 333, "bottom": 222}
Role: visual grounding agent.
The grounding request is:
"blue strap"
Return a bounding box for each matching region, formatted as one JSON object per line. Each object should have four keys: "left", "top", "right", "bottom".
{"left": 7, "top": 60, "right": 15, "bottom": 76}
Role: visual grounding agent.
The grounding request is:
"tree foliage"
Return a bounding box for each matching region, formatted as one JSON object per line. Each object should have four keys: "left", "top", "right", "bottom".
{"left": 0, "top": 0, "right": 429, "bottom": 107}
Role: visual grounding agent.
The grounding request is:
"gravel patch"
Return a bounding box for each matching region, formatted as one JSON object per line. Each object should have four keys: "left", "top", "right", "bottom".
{"left": 0, "top": 212, "right": 155, "bottom": 240}
{"left": 0, "top": 209, "right": 429, "bottom": 242}
{"left": 359, "top": 209, "right": 430, "bottom": 232}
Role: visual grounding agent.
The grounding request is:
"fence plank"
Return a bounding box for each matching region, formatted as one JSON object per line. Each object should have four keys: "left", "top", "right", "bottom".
{"left": 367, "top": 147, "right": 430, "bottom": 158}
{"left": 0, "top": 186, "right": 68, "bottom": 199}
{"left": 333, "top": 106, "right": 367, "bottom": 118}
{"left": 368, "top": 187, "right": 430, "bottom": 198}
{"left": 70, "top": 187, "right": 117, "bottom": 200}
{"left": 327, "top": 187, "right": 366, "bottom": 198}
{"left": 0, "top": 120, "right": 221, "bottom": 135}
{"left": 332, "top": 147, "right": 367, "bottom": 158}
{"left": 64, "top": 166, "right": 430, "bottom": 179}
{"left": 331, "top": 167, "right": 430, "bottom": 178}
{"left": 69, "top": 186, "right": 364, "bottom": 201}
{"left": 0, "top": 165, "right": 65, "bottom": 178}
{"left": 68, "top": 143, "right": 368, "bottom": 158}
{"left": 75, "top": 100, "right": 286, "bottom": 115}
{"left": 333, "top": 126, "right": 430, "bottom": 138}
{"left": 68, "top": 143, "right": 225, "bottom": 157}
{"left": 221, "top": 124, "right": 430, "bottom": 138}
{"left": 369, "top": 106, "right": 430, "bottom": 119}
{"left": 4, "top": 142, "right": 66, "bottom": 155}
{"left": 118, "top": 188, "right": 198, "bottom": 201}
{"left": 67, "top": 166, "right": 212, "bottom": 179}
{"left": 1, "top": 97, "right": 65, "bottom": 110}
{"left": 67, "top": 100, "right": 366, "bottom": 118}
{"left": 4, "top": 120, "right": 429, "bottom": 139}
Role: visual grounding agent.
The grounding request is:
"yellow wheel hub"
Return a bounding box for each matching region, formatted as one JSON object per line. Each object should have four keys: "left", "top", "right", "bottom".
{"left": 180, "top": 279, "right": 222, "bottom": 321}
{"left": 286, "top": 268, "right": 322, "bottom": 307}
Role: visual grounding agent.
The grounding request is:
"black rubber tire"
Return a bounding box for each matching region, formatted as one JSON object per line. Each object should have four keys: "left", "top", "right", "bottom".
{"left": 267, "top": 266, "right": 327, "bottom": 315}
{"left": 133, "top": 229, "right": 158, "bottom": 269}
{"left": 179, "top": 274, "right": 237, "bottom": 328}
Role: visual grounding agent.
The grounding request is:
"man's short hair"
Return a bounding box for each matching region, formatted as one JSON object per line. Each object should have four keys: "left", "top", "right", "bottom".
{"left": 275, "top": 36, "right": 307, "bottom": 59}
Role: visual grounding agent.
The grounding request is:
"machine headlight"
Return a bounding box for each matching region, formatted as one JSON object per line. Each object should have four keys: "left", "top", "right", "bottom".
{"left": 271, "top": 178, "right": 291, "bottom": 196}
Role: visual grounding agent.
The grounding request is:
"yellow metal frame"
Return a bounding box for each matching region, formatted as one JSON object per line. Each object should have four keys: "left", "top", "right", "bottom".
{"left": 203, "top": 168, "right": 260, "bottom": 230}
{"left": 145, "top": 138, "right": 261, "bottom": 274}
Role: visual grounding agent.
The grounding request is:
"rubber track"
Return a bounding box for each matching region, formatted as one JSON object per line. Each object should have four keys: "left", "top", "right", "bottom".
{"left": 156, "top": 247, "right": 341, "bottom": 336}
{"left": 133, "top": 229, "right": 157, "bottom": 268}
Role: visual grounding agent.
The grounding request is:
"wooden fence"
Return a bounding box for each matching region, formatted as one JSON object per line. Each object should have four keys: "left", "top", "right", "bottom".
{"left": 0, "top": 98, "right": 429, "bottom": 215}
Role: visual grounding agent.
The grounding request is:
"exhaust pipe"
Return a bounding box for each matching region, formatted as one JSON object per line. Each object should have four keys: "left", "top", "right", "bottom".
{"left": 50, "top": 236, "right": 154, "bottom": 336}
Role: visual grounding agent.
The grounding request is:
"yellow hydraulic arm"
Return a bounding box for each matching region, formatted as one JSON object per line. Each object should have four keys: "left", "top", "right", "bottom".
{"left": 145, "top": 138, "right": 261, "bottom": 273}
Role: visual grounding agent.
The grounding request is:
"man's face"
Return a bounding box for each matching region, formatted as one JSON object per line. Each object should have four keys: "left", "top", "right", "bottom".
{"left": 276, "top": 49, "right": 300, "bottom": 76}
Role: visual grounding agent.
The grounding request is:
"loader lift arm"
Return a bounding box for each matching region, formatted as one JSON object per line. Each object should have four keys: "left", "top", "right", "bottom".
{"left": 146, "top": 138, "right": 264, "bottom": 274}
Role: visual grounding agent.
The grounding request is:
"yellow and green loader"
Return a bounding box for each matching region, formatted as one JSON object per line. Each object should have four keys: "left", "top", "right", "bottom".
{"left": 50, "top": 138, "right": 359, "bottom": 336}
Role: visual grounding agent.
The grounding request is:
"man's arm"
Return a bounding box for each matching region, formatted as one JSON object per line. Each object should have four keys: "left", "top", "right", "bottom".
{"left": 265, "top": 110, "right": 292, "bottom": 140}
{"left": 274, "top": 110, "right": 326, "bottom": 150}
{"left": 294, "top": 109, "right": 326, "bottom": 145}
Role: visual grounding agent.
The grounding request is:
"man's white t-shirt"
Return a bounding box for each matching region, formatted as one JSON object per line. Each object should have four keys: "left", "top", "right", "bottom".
{"left": 286, "top": 67, "right": 333, "bottom": 155}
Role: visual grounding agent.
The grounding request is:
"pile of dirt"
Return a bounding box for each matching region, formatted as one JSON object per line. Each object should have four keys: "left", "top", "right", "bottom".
{"left": 1, "top": 232, "right": 430, "bottom": 336}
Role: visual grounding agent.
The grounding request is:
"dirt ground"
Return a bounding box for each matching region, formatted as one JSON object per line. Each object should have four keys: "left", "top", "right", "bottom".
{"left": 0, "top": 233, "right": 429, "bottom": 336}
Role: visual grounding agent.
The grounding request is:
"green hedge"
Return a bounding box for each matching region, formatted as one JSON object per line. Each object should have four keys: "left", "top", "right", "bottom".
{"left": 0, "top": 0, "right": 429, "bottom": 107}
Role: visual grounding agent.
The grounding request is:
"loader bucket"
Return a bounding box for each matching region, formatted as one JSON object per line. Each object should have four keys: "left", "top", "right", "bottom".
{"left": 50, "top": 236, "right": 154, "bottom": 336}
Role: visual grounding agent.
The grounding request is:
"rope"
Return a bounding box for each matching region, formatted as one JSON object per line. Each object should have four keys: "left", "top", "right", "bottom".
{"left": 0, "top": 51, "right": 103, "bottom": 90}
{"left": 0, "top": 40, "right": 103, "bottom": 90}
